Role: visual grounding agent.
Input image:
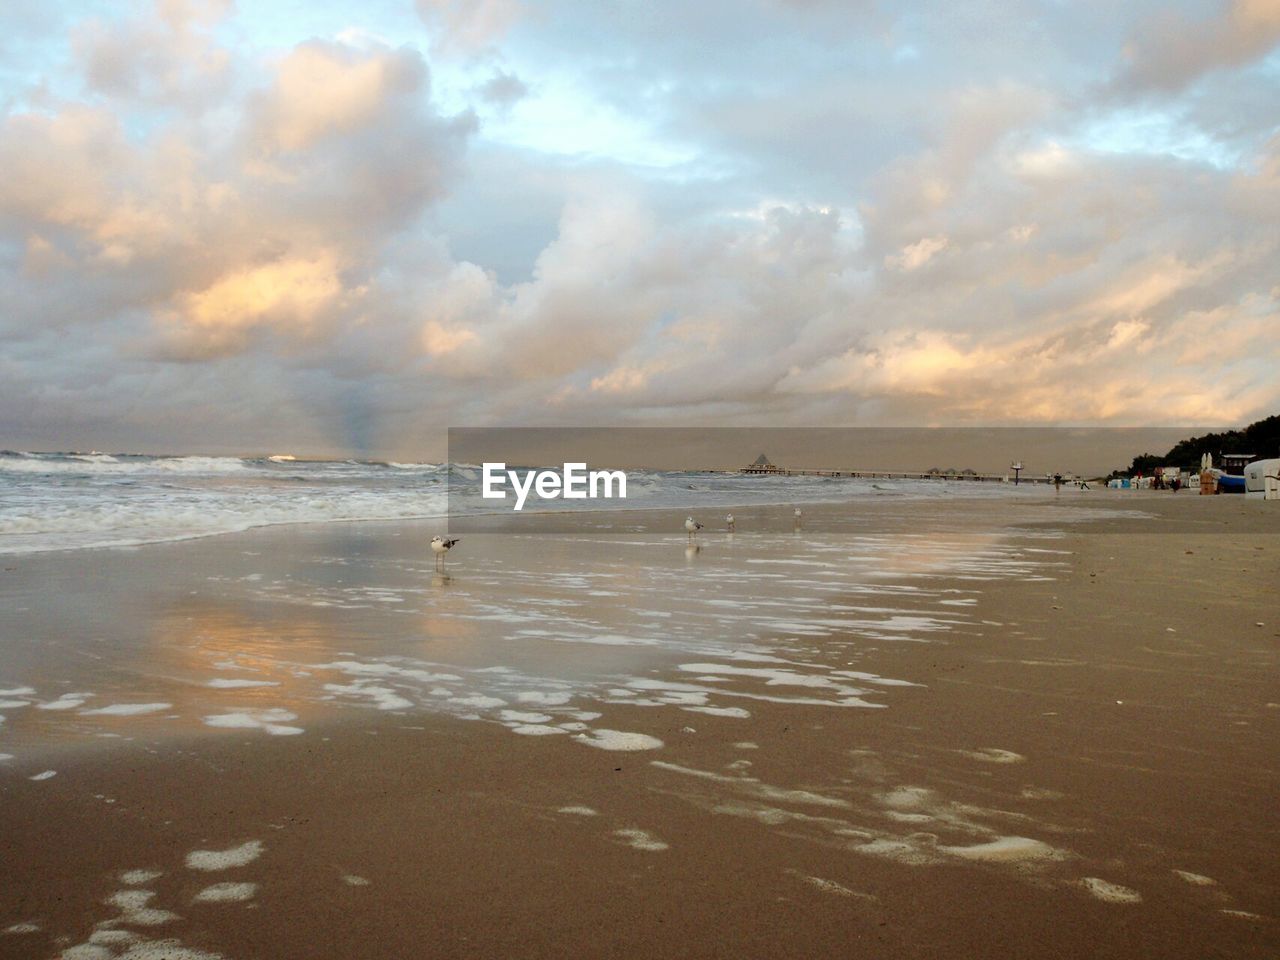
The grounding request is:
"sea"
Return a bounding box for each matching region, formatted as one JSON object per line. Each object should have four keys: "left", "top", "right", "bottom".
{"left": 0, "top": 450, "right": 1039, "bottom": 554}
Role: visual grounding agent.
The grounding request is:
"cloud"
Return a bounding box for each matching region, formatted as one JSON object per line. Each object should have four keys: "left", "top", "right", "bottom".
{"left": 72, "top": 0, "right": 233, "bottom": 108}
{"left": 477, "top": 68, "right": 529, "bottom": 110}
{"left": 415, "top": 0, "right": 524, "bottom": 54}
{"left": 886, "top": 235, "right": 948, "bottom": 271}
{"left": 157, "top": 251, "right": 348, "bottom": 358}
{"left": 1112, "top": 0, "right": 1280, "bottom": 94}
{"left": 252, "top": 42, "right": 427, "bottom": 152}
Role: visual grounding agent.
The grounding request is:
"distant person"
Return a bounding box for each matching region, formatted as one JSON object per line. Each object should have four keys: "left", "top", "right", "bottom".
{"left": 1053, "top": 473, "right": 1063, "bottom": 491}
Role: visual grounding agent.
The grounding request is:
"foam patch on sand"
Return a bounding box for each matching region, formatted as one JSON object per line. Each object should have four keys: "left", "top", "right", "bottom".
{"left": 673, "top": 663, "right": 887, "bottom": 708}
{"left": 343, "top": 875, "right": 371, "bottom": 886}
{"left": 517, "top": 691, "right": 573, "bottom": 706}
{"left": 510, "top": 724, "right": 567, "bottom": 736}
{"left": 500, "top": 710, "right": 554, "bottom": 724}
{"left": 1079, "top": 877, "right": 1142, "bottom": 903}
{"left": 851, "top": 837, "right": 939, "bottom": 866}
{"left": 30, "top": 769, "right": 57, "bottom": 781}
{"left": 202, "top": 709, "right": 302, "bottom": 736}
{"left": 61, "top": 943, "right": 115, "bottom": 959}
{"left": 449, "top": 695, "right": 507, "bottom": 710}
{"left": 89, "top": 930, "right": 137, "bottom": 946}
{"left": 878, "top": 786, "right": 934, "bottom": 811}
{"left": 652, "top": 761, "right": 850, "bottom": 809}
{"left": 788, "top": 872, "right": 877, "bottom": 901}
{"left": 1020, "top": 787, "right": 1065, "bottom": 801}
{"left": 557, "top": 805, "right": 598, "bottom": 816}
{"left": 958, "top": 747, "right": 1025, "bottom": 764}
{"left": 573, "top": 729, "right": 664, "bottom": 751}
{"left": 104, "top": 890, "right": 180, "bottom": 926}
{"left": 613, "top": 828, "right": 669, "bottom": 851}
{"left": 1173, "top": 870, "right": 1217, "bottom": 886}
{"left": 323, "top": 682, "right": 413, "bottom": 711}
{"left": 684, "top": 705, "right": 751, "bottom": 718}
{"left": 81, "top": 703, "right": 172, "bottom": 716}
{"left": 62, "top": 882, "right": 223, "bottom": 959}
{"left": 939, "top": 837, "right": 1059, "bottom": 862}
{"left": 37, "top": 692, "right": 94, "bottom": 711}
{"left": 193, "top": 882, "right": 257, "bottom": 903}
{"left": 120, "top": 870, "right": 163, "bottom": 885}
{"left": 4, "top": 922, "right": 40, "bottom": 934}
{"left": 315, "top": 660, "right": 462, "bottom": 684}
{"left": 185, "top": 840, "right": 263, "bottom": 871}
{"left": 206, "top": 679, "right": 279, "bottom": 689}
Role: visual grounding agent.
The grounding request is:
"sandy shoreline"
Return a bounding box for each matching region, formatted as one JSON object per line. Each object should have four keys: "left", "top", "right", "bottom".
{"left": 1, "top": 491, "right": 1278, "bottom": 958}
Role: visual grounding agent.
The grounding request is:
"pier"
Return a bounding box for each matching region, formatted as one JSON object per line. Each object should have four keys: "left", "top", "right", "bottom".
{"left": 737, "top": 453, "right": 1027, "bottom": 482}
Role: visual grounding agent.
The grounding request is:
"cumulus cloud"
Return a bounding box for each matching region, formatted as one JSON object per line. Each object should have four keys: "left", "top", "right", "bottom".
{"left": 1113, "top": 0, "right": 1280, "bottom": 94}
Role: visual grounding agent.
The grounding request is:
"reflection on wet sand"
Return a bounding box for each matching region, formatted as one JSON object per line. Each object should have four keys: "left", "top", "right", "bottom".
{"left": 0, "top": 511, "right": 1061, "bottom": 756}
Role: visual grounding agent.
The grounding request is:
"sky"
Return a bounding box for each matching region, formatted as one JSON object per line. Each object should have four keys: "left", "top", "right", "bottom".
{"left": 1, "top": 0, "right": 1278, "bottom": 458}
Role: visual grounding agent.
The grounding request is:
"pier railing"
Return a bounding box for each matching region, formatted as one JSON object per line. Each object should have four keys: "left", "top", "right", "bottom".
{"left": 733, "top": 467, "right": 1030, "bottom": 482}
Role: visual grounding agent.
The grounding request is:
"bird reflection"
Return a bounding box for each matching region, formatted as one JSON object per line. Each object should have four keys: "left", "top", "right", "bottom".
{"left": 684, "top": 543, "right": 702, "bottom": 562}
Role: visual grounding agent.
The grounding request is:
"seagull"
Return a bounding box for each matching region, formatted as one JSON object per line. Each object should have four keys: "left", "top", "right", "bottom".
{"left": 685, "top": 516, "right": 704, "bottom": 537}
{"left": 431, "top": 535, "right": 460, "bottom": 566}
{"left": 793, "top": 507, "right": 803, "bottom": 520}
{"left": 725, "top": 513, "right": 735, "bottom": 531}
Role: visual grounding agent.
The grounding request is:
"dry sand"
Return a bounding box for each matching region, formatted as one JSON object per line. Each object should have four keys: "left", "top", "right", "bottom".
{"left": 1, "top": 490, "right": 1277, "bottom": 959}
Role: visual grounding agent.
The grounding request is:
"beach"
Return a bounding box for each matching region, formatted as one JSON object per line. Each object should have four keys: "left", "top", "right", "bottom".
{"left": 1, "top": 492, "right": 1278, "bottom": 959}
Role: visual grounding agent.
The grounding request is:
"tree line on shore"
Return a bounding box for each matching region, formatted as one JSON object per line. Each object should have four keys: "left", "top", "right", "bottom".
{"left": 1112, "top": 414, "right": 1280, "bottom": 479}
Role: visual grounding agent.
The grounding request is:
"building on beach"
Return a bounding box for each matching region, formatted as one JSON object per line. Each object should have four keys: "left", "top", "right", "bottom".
{"left": 743, "top": 453, "right": 783, "bottom": 474}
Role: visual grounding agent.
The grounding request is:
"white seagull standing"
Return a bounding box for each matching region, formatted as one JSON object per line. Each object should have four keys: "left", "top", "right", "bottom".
{"left": 685, "top": 516, "right": 704, "bottom": 537}
{"left": 793, "top": 507, "right": 803, "bottom": 521}
{"left": 725, "top": 513, "right": 735, "bottom": 531}
{"left": 431, "top": 535, "right": 461, "bottom": 566}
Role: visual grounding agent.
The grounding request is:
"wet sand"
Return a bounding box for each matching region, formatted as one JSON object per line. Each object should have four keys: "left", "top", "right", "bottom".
{"left": 1, "top": 491, "right": 1278, "bottom": 959}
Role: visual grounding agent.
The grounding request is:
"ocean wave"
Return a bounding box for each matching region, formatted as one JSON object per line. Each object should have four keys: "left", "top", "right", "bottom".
{"left": 0, "top": 452, "right": 256, "bottom": 475}
{"left": 0, "top": 490, "right": 450, "bottom": 554}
